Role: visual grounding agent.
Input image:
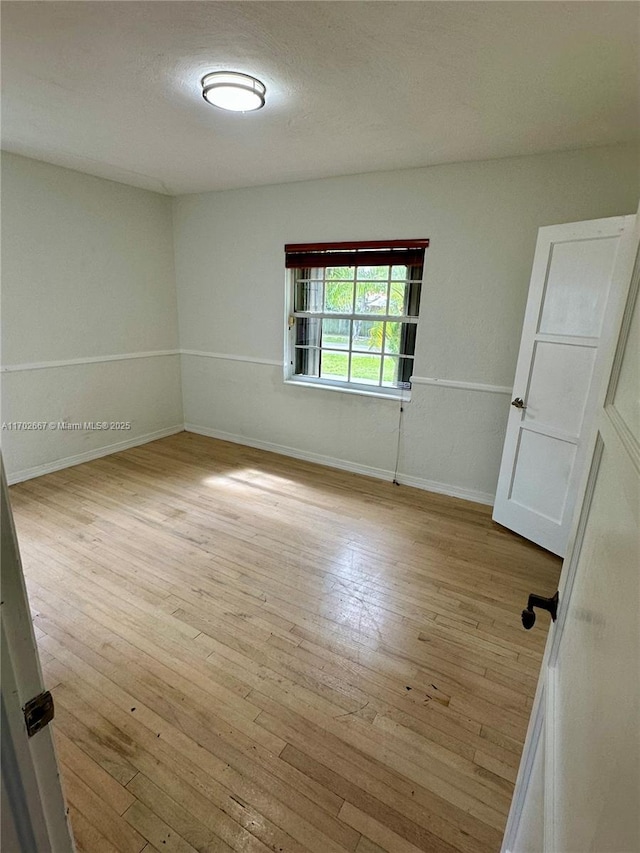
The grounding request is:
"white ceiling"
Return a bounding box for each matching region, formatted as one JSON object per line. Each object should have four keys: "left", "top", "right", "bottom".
{"left": 2, "top": 1, "right": 638, "bottom": 195}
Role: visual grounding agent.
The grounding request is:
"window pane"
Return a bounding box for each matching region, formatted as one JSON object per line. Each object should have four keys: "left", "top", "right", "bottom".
{"left": 391, "top": 264, "right": 409, "bottom": 280}
{"left": 326, "top": 266, "right": 354, "bottom": 281}
{"left": 322, "top": 318, "right": 350, "bottom": 349}
{"left": 388, "top": 282, "right": 407, "bottom": 315}
{"left": 350, "top": 353, "right": 382, "bottom": 386}
{"left": 384, "top": 322, "right": 402, "bottom": 354}
{"left": 354, "top": 265, "right": 389, "bottom": 280}
{"left": 399, "top": 322, "right": 417, "bottom": 356}
{"left": 295, "top": 347, "right": 320, "bottom": 378}
{"left": 324, "top": 280, "right": 354, "bottom": 313}
{"left": 382, "top": 355, "right": 413, "bottom": 387}
{"left": 352, "top": 320, "right": 382, "bottom": 353}
{"left": 320, "top": 351, "right": 349, "bottom": 381}
{"left": 355, "top": 281, "right": 388, "bottom": 315}
{"left": 296, "top": 317, "right": 321, "bottom": 347}
{"left": 382, "top": 355, "right": 399, "bottom": 386}
{"left": 398, "top": 356, "right": 413, "bottom": 386}
{"left": 295, "top": 279, "right": 323, "bottom": 313}
{"left": 406, "top": 281, "right": 421, "bottom": 317}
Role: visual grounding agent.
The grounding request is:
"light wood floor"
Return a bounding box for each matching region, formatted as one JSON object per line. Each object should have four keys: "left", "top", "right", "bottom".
{"left": 11, "top": 432, "right": 561, "bottom": 853}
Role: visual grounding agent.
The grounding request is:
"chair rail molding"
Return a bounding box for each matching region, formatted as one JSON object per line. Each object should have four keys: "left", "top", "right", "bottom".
{"left": 410, "top": 375, "right": 512, "bottom": 394}
{"left": 1, "top": 350, "right": 180, "bottom": 373}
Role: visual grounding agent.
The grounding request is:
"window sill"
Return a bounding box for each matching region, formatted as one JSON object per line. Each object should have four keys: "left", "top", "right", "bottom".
{"left": 284, "top": 378, "right": 410, "bottom": 402}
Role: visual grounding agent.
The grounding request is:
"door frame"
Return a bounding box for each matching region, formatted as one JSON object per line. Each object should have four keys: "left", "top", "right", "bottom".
{"left": 1, "top": 458, "right": 74, "bottom": 852}
{"left": 501, "top": 209, "right": 639, "bottom": 852}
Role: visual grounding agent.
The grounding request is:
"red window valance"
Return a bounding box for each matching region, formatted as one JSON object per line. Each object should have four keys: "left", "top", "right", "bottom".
{"left": 284, "top": 239, "right": 429, "bottom": 269}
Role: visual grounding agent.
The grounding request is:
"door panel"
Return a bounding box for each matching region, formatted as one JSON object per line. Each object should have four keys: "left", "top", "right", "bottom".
{"left": 510, "top": 430, "right": 575, "bottom": 522}
{"left": 538, "top": 237, "right": 619, "bottom": 337}
{"left": 525, "top": 341, "right": 595, "bottom": 436}
{"left": 494, "top": 216, "right": 632, "bottom": 556}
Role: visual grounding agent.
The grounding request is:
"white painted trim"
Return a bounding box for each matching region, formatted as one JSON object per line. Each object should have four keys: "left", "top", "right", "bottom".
{"left": 1, "top": 350, "right": 180, "bottom": 373}
{"left": 181, "top": 349, "right": 282, "bottom": 367}
{"left": 410, "top": 376, "right": 512, "bottom": 395}
{"left": 606, "top": 402, "right": 640, "bottom": 474}
{"left": 1, "top": 465, "right": 76, "bottom": 852}
{"left": 394, "top": 471, "right": 494, "bottom": 505}
{"left": 185, "top": 423, "right": 393, "bottom": 480}
{"left": 184, "top": 423, "right": 495, "bottom": 505}
{"left": 2, "top": 350, "right": 512, "bottom": 399}
{"left": 284, "top": 378, "right": 409, "bottom": 402}
{"left": 1, "top": 349, "right": 281, "bottom": 373}
{"left": 544, "top": 666, "right": 558, "bottom": 853}
{"left": 185, "top": 354, "right": 513, "bottom": 396}
{"left": 535, "top": 333, "right": 599, "bottom": 349}
{"left": 500, "top": 685, "right": 546, "bottom": 853}
{"left": 520, "top": 421, "right": 578, "bottom": 446}
{"left": 6, "top": 425, "right": 184, "bottom": 485}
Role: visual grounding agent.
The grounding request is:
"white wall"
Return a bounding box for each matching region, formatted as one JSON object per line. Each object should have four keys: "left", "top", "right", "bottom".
{"left": 173, "top": 143, "right": 639, "bottom": 502}
{"left": 3, "top": 144, "right": 637, "bottom": 497}
{"left": 1, "top": 153, "right": 183, "bottom": 481}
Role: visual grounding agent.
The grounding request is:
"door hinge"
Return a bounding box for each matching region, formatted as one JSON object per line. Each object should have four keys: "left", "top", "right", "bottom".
{"left": 23, "top": 690, "right": 54, "bottom": 737}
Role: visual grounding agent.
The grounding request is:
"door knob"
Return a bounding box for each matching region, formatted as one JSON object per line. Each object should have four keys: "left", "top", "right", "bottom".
{"left": 511, "top": 397, "right": 526, "bottom": 409}
{"left": 522, "top": 591, "right": 559, "bottom": 629}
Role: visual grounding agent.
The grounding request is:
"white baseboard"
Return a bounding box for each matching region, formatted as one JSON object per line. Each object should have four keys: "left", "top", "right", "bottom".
{"left": 185, "top": 423, "right": 495, "bottom": 506}
{"left": 396, "top": 472, "right": 494, "bottom": 505}
{"left": 6, "top": 419, "right": 496, "bottom": 507}
{"left": 6, "top": 425, "right": 184, "bottom": 485}
{"left": 184, "top": 423, "right": 394, "bottom": 481}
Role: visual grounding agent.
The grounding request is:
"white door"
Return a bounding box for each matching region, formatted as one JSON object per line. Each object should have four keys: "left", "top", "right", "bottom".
{"left": 493, "top": 215, "right": 635, "bottom": 557}
{"left": 502, "top": 208, "right": 639, "bottom": 853}
{"left": 1, "top": 458, "right": 74, "bottom": 852}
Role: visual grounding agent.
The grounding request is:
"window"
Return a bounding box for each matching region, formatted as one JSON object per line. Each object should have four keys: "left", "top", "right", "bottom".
{"left": 285, "top": 239, "right": 428, "bottom": 397}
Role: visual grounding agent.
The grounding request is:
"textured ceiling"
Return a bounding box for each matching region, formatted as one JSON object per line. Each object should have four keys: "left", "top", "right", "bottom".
{"left": 1, "top": 1, "right": 638, "bottom": 195}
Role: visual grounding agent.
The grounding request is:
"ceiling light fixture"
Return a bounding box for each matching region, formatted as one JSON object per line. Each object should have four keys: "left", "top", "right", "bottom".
{"left": 201, "top": 71, "right": 266, "bottom": 112}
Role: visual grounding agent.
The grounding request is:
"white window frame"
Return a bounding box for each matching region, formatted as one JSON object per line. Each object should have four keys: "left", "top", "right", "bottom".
{"left": 284, "top": 262, "right": 422, "bottom": 400}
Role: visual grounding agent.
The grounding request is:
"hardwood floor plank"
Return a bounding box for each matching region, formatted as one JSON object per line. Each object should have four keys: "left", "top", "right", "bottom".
{"left": 58, "top": 761, "right": 146, "bottom": 853}
{"left": 49, "top": 654, "right": 355, "bottom": 853}
{"left": 338, "top": 803, "right": 425, "bottom": 853}
{"left": 31, "top": 592, "right": 283, "bottom": 752}
{"left": 122, "top": 800, "right": 201, "bottom": 853}
{"left": 125, "top": 773, "right": 234, "bottom": 853}
{"left": 254, "top": 697, "right": 503, "bottom": 853}
{"left": 53, "top": 727, "right": 136, "bottom": 815}
{"left": 10, "top": 432, "right": 561, "bottom": 852}
{"left": 280, "top": 744, "right": 463, "bottom": 853}
{"left": 37, "top": 619, "right": 353, "bottom": 846}
{"left": 67, "top": 806, "right": 122, "bottom": 853}
{"left": 252, "top": 685, "right": 510, "bottom": 829}
{"left": 355, "top": 839, "right": 387, "bottom": 853}
{"left": 50, "top": 676, "right": 317, "bottom": 853}
{"left": 49, "top": 689, "right": 139, "bottom": 787}
{"left": 370, "top": 715, "right": 512, "bottom": 796}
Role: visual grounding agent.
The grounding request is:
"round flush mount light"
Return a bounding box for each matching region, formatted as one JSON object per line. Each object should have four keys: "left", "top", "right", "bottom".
{"left": 201, "top": 71, "right": 266, "bottom": 112}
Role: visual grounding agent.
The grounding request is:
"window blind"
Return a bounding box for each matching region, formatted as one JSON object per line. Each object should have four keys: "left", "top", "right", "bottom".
{"left": 284, "top": 239, "right": 429, "bottom": 269}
